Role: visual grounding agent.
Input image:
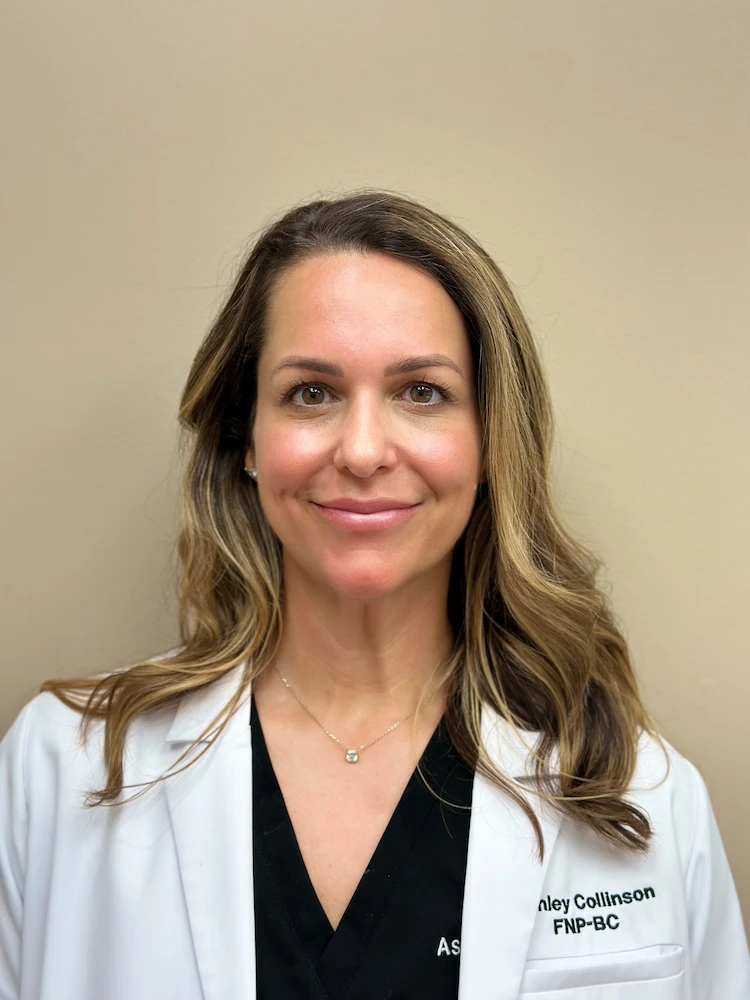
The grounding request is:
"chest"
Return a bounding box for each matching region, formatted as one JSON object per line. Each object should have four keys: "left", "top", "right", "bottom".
{"left": 256, "top": 713, "right": 431, "bottom": 929}
{"left": 251, "top": 705, "right": 474, "bottom": 999}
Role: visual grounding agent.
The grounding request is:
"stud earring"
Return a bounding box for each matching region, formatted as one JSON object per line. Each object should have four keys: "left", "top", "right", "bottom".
{"left": 244, "top": 466, "right": 258, "bottom": 479}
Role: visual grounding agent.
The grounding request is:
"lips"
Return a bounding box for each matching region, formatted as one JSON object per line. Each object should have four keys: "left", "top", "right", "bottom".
{"left": 311, "top": 499, "right": 420, "bottom": 532}
{"left": 313, "top": 499, "right": 419, "bottom": 514}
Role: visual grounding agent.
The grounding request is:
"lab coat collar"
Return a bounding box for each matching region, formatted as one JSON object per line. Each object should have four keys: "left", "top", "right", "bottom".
{"left": 162, "top": 662, "right": 561, "bottom": 1000}
{"left": 164, "top": 660, "right": 251, "bottom": 744}
{"left": 163, "top": 662, "right": 255, "bottom": 1000}
{"left": 457, "top": 703, "right": 562, "bottom": 1000}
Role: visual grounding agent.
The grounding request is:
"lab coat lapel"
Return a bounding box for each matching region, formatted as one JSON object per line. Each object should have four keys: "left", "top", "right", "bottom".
{"left": 458, "top": 705, "right": 561, "bottom": 1000}
{"left": 163, "top": 664, "right": 255, "bottom": 1000}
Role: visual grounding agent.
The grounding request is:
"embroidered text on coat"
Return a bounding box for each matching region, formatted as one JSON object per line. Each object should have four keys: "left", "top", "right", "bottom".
{"left": 538, "top": 886, "right": 657, "bottom": 935}
{"left": 538, "top": 886, "right": 656, "bottom": 914}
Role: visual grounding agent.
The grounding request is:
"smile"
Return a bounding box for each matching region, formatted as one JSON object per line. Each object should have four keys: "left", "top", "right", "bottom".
{"left": 310, "top": 502, "right": 420, "bottom": 532}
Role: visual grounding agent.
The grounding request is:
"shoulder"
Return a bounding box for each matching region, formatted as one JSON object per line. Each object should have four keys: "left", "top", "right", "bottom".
{"left": 0, "top": 691, "right": 126, "bottom": 806}
{"left": 627, "top": 730, "right": 728, "bottom": 876}
{"left": 0, "top": 690, "right": 98, "bottom": 774}
{"left": 0, "top": 647, "right": 192, "bottom": 796}
{"left": 0, "top": 691, "right": 106, "bottom": 855}
{"left": 482, "top": 704, "right": 702, "bottom": 806}
{"left": 628, "top": 729, "right": 700, "bottom": 800}
{"left": 630, "top": 733, "right": 708, "bottom": 863}
{"left": 482, "top": 706, "right": 710, "bottom": 864}
{"left": 629, "top": 731, "right": 705, "bottom": 833}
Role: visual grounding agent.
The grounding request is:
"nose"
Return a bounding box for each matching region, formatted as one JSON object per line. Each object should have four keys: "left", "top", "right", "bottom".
{"left": 332, "top": 391, "right": 398, "bottom": 478}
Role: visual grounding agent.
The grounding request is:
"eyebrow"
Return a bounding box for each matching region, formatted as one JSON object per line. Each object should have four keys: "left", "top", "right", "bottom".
{"left": 269, "top": 353, "right": 466, "bottom": 380}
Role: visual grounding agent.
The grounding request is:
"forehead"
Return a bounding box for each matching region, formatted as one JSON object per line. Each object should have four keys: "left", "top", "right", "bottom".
{"left": 263, "top": 251, "right": 471, "bottom": 362}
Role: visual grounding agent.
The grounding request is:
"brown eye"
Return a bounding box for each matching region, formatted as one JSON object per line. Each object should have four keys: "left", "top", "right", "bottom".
{"left": 300, "top": 386, "right": 325, "bottom": 405}
{"left": 409, "top": 384, "right": 436, "bottom": 404}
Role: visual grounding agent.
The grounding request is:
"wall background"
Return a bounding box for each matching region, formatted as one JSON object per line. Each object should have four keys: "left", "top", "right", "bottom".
{"left": 1, "top": 0, "right": 747, "bottom": 928}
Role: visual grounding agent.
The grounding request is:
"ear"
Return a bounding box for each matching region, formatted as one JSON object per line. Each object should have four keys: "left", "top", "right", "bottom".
{"left": 244, "top": 444, "right": 255, "bottom": 471}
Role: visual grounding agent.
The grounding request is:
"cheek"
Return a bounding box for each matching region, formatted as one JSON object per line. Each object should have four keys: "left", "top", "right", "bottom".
{"left": 261, "top": 424, "right": 324, "bottom": 486}
{"left": 414, "top": 427, "right": 481, "bottom": 494}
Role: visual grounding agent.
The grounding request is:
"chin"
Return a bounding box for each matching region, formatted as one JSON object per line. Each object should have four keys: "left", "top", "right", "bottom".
{"left": 324, "top": 570, "right": 405, "bottom": 600}
{"left": 310, "top": 555, "right": 412, "bottom": 600}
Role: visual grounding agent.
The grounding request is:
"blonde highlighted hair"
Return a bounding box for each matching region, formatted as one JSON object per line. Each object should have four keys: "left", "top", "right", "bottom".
{"left": 42, "top": 189, "right": 655, "bottom": 857}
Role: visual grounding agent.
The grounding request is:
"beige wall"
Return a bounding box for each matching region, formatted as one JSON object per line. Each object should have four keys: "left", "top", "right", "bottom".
{"left": 2, "top": 0, "right": 748, "bottom": 927}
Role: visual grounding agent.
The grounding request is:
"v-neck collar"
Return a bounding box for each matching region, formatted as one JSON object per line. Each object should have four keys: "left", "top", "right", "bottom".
{"left": 250, "top": 694, "right": 469, "bottom": 996}
{"left": 162, "top": 665, "right": 563, "bottom": 1000}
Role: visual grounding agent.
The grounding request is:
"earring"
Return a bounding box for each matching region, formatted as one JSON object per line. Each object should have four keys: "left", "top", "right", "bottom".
{"left": 244, "top": 466, "right": 257, "bottom": 479}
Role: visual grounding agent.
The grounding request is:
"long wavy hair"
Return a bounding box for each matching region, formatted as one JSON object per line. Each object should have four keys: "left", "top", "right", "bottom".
{"left": 41, "top": 188, "right": 656, "bottom": 857}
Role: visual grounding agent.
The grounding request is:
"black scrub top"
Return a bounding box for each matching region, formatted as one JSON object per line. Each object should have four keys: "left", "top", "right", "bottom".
{"left": 251, "top": 695, "right": 475, "bottom": 1000}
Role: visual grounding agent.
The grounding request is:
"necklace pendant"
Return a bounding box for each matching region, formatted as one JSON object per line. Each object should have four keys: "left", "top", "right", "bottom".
{"left": 345, "top": 749, "right": 359, "bottom": 763}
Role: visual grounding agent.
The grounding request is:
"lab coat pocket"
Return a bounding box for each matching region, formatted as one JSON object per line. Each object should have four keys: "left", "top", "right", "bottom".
{"left": 519, "top": 943, "right": 684, "bottom": 997}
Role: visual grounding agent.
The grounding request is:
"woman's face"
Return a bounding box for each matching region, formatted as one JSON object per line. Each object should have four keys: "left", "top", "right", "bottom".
{"left": 247, "top": 251, "right": 483, "bottom": 600}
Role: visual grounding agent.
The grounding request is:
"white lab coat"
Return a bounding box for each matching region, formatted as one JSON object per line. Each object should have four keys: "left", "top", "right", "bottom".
{"left": 0, "top": 662, "right": 748, "bottom": 1000}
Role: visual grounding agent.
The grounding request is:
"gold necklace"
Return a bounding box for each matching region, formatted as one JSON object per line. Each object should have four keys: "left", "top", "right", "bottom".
{"left": 273, "top": 666, "right": 416, "bottom": 763}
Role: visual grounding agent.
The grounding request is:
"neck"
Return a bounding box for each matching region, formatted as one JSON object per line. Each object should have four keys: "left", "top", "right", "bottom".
{"left": 258, "top": 560, "right": 456, "bottom": 728}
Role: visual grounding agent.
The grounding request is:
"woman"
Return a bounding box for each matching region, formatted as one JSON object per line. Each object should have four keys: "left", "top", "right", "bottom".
{"left": 0, "top": 190, "right": 747, "bottom": 1000}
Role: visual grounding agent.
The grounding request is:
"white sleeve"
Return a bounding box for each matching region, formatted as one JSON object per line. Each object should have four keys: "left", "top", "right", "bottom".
{"left": 0, "top": 700, "right": 35, "bottom": 1000}
{"left": 684, "top": 760, "right": 750, "bottom": 999}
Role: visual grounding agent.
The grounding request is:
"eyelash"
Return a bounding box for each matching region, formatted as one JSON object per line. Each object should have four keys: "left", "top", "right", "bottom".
{"left": 280, "top": 376, "right": 455, "bottom": 409}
